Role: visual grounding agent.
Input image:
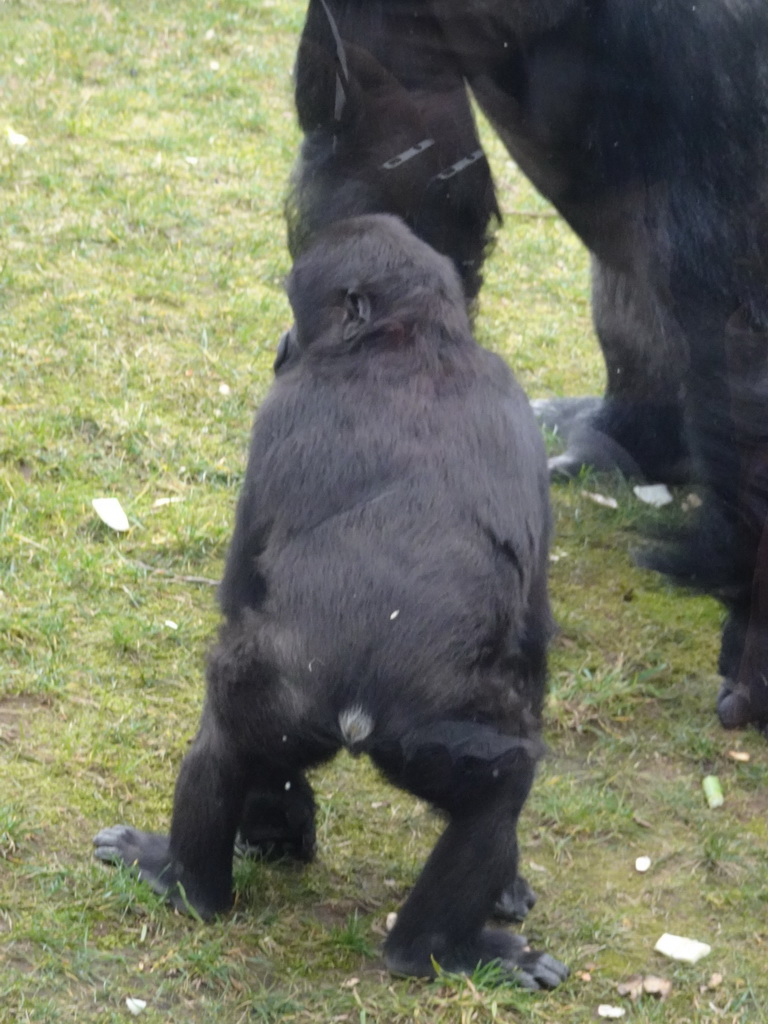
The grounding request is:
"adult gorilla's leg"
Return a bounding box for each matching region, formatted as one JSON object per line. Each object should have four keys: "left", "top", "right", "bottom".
{"left": 289, "top": 0, "right": 499, "bottom": 300}
{"left": 535, "top": 259, "right": 691, "bottom": 482}
{"left": 639, "top": 299, "right": 768, "bottom": 734}
{"left": 721, "top": 524, "right": 768, "bottom": 736}
{"left": 714, "top": 319, "right": 768, "bottom": 735}
{"left": 686, "top": 412, "right": 768, "bottom": 736}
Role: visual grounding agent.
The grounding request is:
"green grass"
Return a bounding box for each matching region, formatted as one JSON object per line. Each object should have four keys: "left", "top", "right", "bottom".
{"left": 2, "top": 2, "right": 767, "bottom": 1022}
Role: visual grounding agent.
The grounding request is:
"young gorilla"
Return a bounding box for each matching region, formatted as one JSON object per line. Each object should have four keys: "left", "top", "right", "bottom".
{"left": 94, "top": 215, "right": 567, "bottom": 989}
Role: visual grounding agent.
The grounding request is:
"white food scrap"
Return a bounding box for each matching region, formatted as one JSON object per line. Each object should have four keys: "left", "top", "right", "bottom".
{"left": 654, "top": 932, "right": 711, "bottom": 964}
{"left": 633, "top": 484, "right": 673, "bottom": 507}
{"left": 92, "top": 497, "right": 130, "bottom": 532}
{"left": 597, "top": 1004, "right": 626, "bottom": 1018}
{"left": 585, "top": 492, "right": 618, "bottom": 509}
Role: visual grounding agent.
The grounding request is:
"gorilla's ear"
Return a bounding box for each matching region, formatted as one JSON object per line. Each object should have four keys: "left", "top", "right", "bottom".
{"left": 342, "top": 290, "right": 371, "bottom": 340}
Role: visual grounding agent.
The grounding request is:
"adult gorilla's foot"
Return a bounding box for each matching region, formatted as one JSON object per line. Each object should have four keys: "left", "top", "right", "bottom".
{"left": 532, "top": 396, "right": 691, "bottom": 483}
{"left": 531, "top": 397, "right": 603, "bottom": 448}
{"left": 717, "top": 679, "right": 768, "bottom": 737}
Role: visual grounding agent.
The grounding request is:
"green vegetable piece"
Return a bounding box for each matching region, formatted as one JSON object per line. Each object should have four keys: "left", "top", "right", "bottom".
{"left": 702, "top": 775, "right": 724, "bottom": 808}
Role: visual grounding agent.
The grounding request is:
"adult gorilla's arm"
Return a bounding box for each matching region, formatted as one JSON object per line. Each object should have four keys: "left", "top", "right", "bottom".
{"left": 288, "top": 0, "right": 499, "bottom": 301}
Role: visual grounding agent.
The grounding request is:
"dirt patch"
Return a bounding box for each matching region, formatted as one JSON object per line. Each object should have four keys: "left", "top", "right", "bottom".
{"left": 0, "top": 695, "right": 51, "bottom": 745}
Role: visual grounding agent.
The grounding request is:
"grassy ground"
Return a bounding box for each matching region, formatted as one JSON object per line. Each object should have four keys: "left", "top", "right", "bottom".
{"left": 1, "top": 2, "right": 767, "bottom": 1022}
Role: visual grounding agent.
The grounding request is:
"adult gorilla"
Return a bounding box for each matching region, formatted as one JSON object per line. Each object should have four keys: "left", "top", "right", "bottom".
{"left": 288, "top": 0, "right": 768, "bottom": 736}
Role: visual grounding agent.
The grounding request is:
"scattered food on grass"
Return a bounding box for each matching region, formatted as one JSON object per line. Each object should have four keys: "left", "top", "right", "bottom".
{"left": 642, "top": 975, "right": 673, "bottom": 999}
{"left": 618, "top": 974, "right": 673, "bottom": 1001}
{"left": 654, "top": 933, "right": 712, "bottom": 964}
{"left": 92, "top": 497, "right": 130, "bottom": 532}
{"left": 701, "top": 973, "right": 724, "bottom": 992}
{"left": 585, "top": 492, "right": 619, "bottom": 509}
{"left": 6, "top": 126, "right": 29, "bottom": 146}
{"left": 681, "top": 492, "right": 703, "bottom": 511}
{"left": 152, "top": 496, "right": 184, "bottom": 508}
{"left": 633, "top": 484, "right": 673, "bottom": 507}
{"left": 616, "top": 975, "right": 643, "bottom": 1001}
{"left": 702, "top": 775, "right": 724, "bottom": 808}
{"left": 597, "top": 1003, "right": 626, "bottom": 1018}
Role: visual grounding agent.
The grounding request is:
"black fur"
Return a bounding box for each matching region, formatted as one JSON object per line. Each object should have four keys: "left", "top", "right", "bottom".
{"left": 289, "top": 0, "right": 768, "bottom": 734}
{"left": 94, "top": 215, "right": 567, "bottom": 988}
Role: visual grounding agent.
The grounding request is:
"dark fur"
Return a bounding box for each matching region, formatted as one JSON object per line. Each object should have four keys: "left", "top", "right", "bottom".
{"left": 288, "top": 0, "right": 768, "bottom": 733}
{"left": 94, "top": 215, "right": 567, "bottom": 988}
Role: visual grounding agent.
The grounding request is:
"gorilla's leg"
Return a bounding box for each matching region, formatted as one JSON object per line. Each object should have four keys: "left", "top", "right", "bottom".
{"left": 94, "top": 625, "right": 335, "bottom": 917}
{"left": 492, "top": 560, "right": 548, "bottom": 923}
{"left": 94, "top": 703, "right": 249, "bottom": 919}
{"left": 94, "top": 735, "right": 319, "bottom": 916}
{"left": 717, "top": 603, "right": 755, "bottom": 730}
{"left": 637, "top": 300, "right": 768, "bottom": 735}
{"left": 236, "top": 772, "right": 317, "bottom": 863}
{"left": 717, "top": 516, "right": 768, "bottom": 736}
{"left": 535, "top": 259, "right": 691, "bottom": 482}
{"left": 373, "top": 720, "right": 566, "bottom": 989}
{"left": 382, "top": 765, "right": 565, "bottom": 989}
{"left": 717, "top": 321, "right": 768, "bottom": 736}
